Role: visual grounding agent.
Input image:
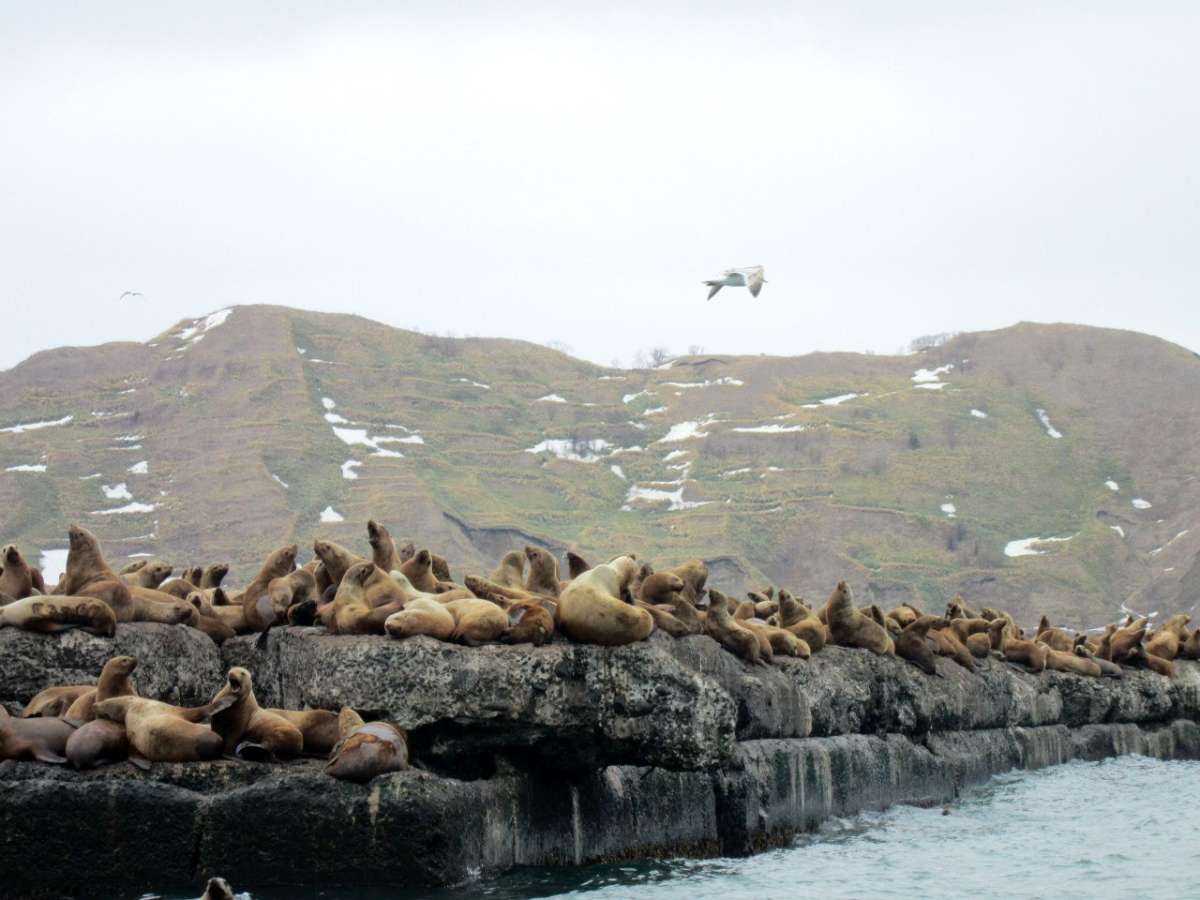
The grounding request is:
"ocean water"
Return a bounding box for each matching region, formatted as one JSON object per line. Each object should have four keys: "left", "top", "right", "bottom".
{"left": 155, "top": 755, "right": 1200, "bottom": 900}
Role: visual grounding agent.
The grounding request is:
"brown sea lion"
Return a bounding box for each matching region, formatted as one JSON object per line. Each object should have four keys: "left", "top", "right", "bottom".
{"left": 928, "top": 626, "right": 976, "bottom": 672}
{"left": 896, "top": 616, "right": 946, "bottom": 675}
{"left": 63, "top": 655, "right": 139, "bottom": 721}
{"left": 558, "top": 555, "right": 652, "bottom": 646}
{"left": 325, "top": 706, "right": 409, "bottom": 783}
{"left": 501, "top": 599, "right": 555, "bottom": 646}
{"left": 182, "top": 593, "right": 238, "bottom": 645}
{"left": 827, "top": 581, "right": 894, "bottom": 656}
{"left": 0, "top": 544, "right": 34, "bottom": 599}
{"left": 211, "top": 668, "right": 303, "bottom": 761}
{"left": 0, "top": 595, "right": 117, "bottom": 636}
{"left": 1109, "top": 618, "right": 1149, "bottom": 662}
{"left": 465, "top": 575, "right": 547, "bottom": 604}
{"left": 524, "top": 545, "right": 562, "bottom": 598}
{"left": 1127, "top": 641, "right": 1175, "bottom": 677}
{"left": 490, "top": 551, "right": 528, "bottom": 589}
{"left": 1182, "top": 628, "right": 1200, "bottom": 661}
{"left": 128, "top": 585, "right": 193, "bottom": 625}
{"left": 367, "top": 519, "right": 404, "bottom": 572}
{"left": 1045, "top": 648, "right": 1101, "bottom": 677}
{"left": 965, "top": 632, "right": 993, "bottom": 659}
{"left": 666, "top": 559, "right": 708, "bottom": 606}
{"left": 52, "top": 525, "right": 134, "bottom": 623}
{"left": 774, "top": 590, "right": 828, "bottom": 652}
{"left": 948, "top": 617, "right": 992, "bottom": 646}
{"left": 885, "top": 604, "right": 920, "bottom": 629}
{"left": 398, "top": 549, "right": 439, "bottom": 594}
{"left": 704, "top": 589, "right": 762, "bottom": 664}
{"left": 0, "top": 707, "right": 77, "bottom": 763}
{"left": 65, "top": 719, "right": 129, "bottom": 769}
{"left": 200, "top": 563, "right": 229, "bottom": 590}
{"left": 1003, "top": 638, "right": 1047, "bottom": 673}
{"left": 93, "top": 695, "right": 234, "bottom": 765}
{"left": 20, "top": 685, "right": 93, "bottom": 718}
{"left": 1145, "top": 615, "right": 1192, "bottom": 660}
{"left": 1035, "top": 617, "right": 1075, "bottom": 652}
{"left": 443, "top": 597, "right": 508, "bottom": 646}
{"left": 384, "top": 598, "right": 456, "bottom": 641}
{"left": 988, "top": 616, "right": 1017, "bottom": 650}
{"left": 247, "top": 569, "right": 317, "bottom": 634}
{"left": 1074, "top": 644, "right": 1123, "bottom": 678}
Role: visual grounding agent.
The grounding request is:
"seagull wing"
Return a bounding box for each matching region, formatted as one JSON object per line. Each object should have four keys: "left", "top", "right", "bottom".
{"left": 705, "top": 282, "right": 724, "bottom": 301}
{"left": 747, "top": 268, "right": 765, "bottom": 298}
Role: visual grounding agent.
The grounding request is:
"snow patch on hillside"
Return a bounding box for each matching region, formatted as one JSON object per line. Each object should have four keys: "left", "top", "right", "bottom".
{"left": 732, "top": 423, "right": 805, "bottom": 434}
{"left": 526, "top": 438, "right": 613, "bottom": 462}
{"left": 173, "top": 308, "right": 233, "bottom": 343}
{"left": 1036, "top": 409, "right": 1062, "bottom": 439}
{"left": 102, "top": 483, "right": 132, "bottom": 500}
{"left": 1132, "top": 498, "right": 1152, "bottom": 509}
{"left": 129, "top": 461, "right": 148, "bottom": 474}
{"left": 0, "top": 415, "right": 73, "bottom": 435}
{"left": 537, "top": 394, "right": 567, "bottom": 403}
{"left": 320, "top": 506, "right": 344, "bottom": 523}
{"left": 656, "top": 416, "right": 718, "bottom": 444}
{"left": 662, "top": 377, "right": 744, "bottom": 389}
{"left": 1005, "top": 535, "right": 1073, "bottom": 557}
{"left": 6, "top": 463, "right": 46, "bottom": 472}
{"left": 92, "top": 502, "right": 156, "bottom": 515}
{"left": 912, "top": 365, "right": 953, "bottom": 383}
{"left": 971, "top": 409, "right": 988, "bottom": 418}
{"left": 341, "top": 460, "right": 363, "bottom": 480}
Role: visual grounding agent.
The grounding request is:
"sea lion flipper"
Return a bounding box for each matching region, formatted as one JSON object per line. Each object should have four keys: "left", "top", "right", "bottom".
{"left": 234, "top": 740, "right": 271, "bottom": 762}
{"left": 253, "top": 626, "right": 273, "bottom": 650}
{"left": 32, "top": 748, "right": 68, "bottom": 764}
{"left": 127, "top": 750, "right": 152, "bottom": 771}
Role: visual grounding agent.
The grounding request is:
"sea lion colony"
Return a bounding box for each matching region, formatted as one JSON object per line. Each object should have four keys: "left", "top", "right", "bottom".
{"left": 3, "top": 522, "right": 1194, "bottom": 780}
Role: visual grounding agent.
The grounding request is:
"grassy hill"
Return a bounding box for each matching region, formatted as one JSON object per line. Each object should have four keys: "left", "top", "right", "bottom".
{"left": 1, "top": 305, "right": 1197, "bottom": 628}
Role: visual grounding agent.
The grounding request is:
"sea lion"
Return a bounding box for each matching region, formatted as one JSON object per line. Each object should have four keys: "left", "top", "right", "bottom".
{"left": 0, "top": 595, "right": 117, "bottom": 636}
{"left": 1145, "top": 615, "right": 1192, "bottom": 660}
{"left": 524, "top": 545, "right": 562, "bottom": 598}
{"left": 1035, "top": 617, "right": 1075, "bottom": 652}
{"left": 384, "top": 597, "right": 456, "bottom": 641}
{"left": 896, "top": 616, "right": 946, "bottom": 675}
{"left": 247, "top": 568, "right": 317, "bottom": 634}
{"left": 430, "top": 553, "right": 452, "bottom": 584}
{"left": 367, "top": 519, "right": 404, "bottom": 572}
{"left": 1045, "top": 647, "right": 1101, "bottom": 677}
{"left": 773, "top": 590, "right": 828, "bottom": 652}
{"left": 20, "top": 685, "right": 93, "bottom": 718}
{"left": 704, "top": 589, "right": 762, "bottom": 664}
{"left": 325, "top": 706, "right": 409, "bottom": 783}
{"left": 490, "top": 551, "right": 528, "bottom": 589}
{"left": 666, "top": 559, "right": 708, "bottom": 606}
{"left": 63, "top": 655, "right": 139, "bottom": 721}
{"left": 200, "top": 563, "right": 230, "bottom": 590}
{"left": 200, "top": 877, "right": 235, "bottom": 900}
{"left": 93, "top": 695, "right": 233, "bottom": 765}
{"left": 126, "top": 561, "right": 173, "bottom": 590}
{"left": 1127, "top": 641, "right": 1175, "bottom": 677}
{"left": 184, "top": 566, "right": 203, "bottom": 587}
{"left": 52, "top": 525, "right": 134, "bottom": 622}
{"left": 501, "top": 599, "right": 555, "bottom": 646}
{"left": 182, "top": 592, "right": 238, "bottom": 644}
{"left": 565, "top": 551, "right": 592, "bottom": 580}
{"left": 0, "top": 544, "right": 34, "bottom": 599}
{"left": 463, "top": 575, "right": 544, "bottom": 603}
{"left": 240, "top": 544, "right": 298, "bottom": 630}
{"left": 635, "top": 572, "right": 694, "bottom": 637}
{"left": 325, "top": 562, "right": 403, "bottom": 635}
{"left": 128, "top": 585, "right": 193, "bottom": 625}
{"left": 65, "top": 719, "right": 129, "bottom": 769}
{"left": 557, "top": 555, "right": 652, "bottom": 646}
{"left": 265, "top": 708, "right": 340, "bottom": 756}
{"left": 198, "top": 588, "right": 249, "bottom": 633}
{"left": 443, "top": 597, "right": 508, "bottom": 646}
{"left": 1182, "top": 628, "right": 1200, "bottom": 661}
{"left": 1074, "top": 644, "right": 1123, "bottom": 678}
{"left": 1109, "top": 619, "right": 1149, "bottom": 662}
{"left": 118, "top": 560, "right": 147, "bottom": 576}
{"left": 1003, "top": 638, "right": 1047, "bottom": 673}
{"left": 826, "top": 581, "right": 894, "bottom": 656}
{"left": 210, "top": 668, "right": 303, "bottom": 761}
{"left": 885, "top": 604, "right": 920, "bottom": 629}
{"left": 947, "top": 617, "right": 992, "bottom": 646}
{"left": 0, "top": 707, "right": 77, "bottom": 763}
{"left": 928, "top": 626, "right": 976, "bottom": 671}
{"left": 398, "top": 549, "right": 439, "bottom": 594}
{"left": 965, "top": 632, "right": 993, "bottom": 659}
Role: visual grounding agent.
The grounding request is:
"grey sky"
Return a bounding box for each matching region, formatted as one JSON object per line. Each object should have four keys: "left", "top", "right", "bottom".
{"left": 2, "top": 2, "right": 1197, "bottom": 373}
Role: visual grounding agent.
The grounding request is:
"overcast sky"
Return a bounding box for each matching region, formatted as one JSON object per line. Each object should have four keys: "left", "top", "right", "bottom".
{"left": 2, "top": 2, "right": 1197, "bottom": 373}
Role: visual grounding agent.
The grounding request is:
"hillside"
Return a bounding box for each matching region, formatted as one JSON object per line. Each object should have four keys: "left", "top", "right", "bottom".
{"left": 1, "top": 305, "right": 1197, "bottom": 627}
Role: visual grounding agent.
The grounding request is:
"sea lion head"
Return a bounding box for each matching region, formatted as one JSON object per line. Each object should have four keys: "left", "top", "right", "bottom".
{"left": 3, "top": 545, "right": 21, "bottom": 566}
{"left": 201, "top": 876, "right": 235, "bottom": 900}
{"left": 346, "top": 561, "right": 374, "bottom": 588}
{"left": 366, "top": 520, "right": 384, "bottom": 547}
{"left": 108, "top": 655, "right": 137, "bottom": 677}
{"left": 224, "top": 667, "right": 253, "bottom": 698}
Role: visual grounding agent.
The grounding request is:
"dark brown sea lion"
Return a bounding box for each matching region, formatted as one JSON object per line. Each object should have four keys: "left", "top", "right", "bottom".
{"left": 0, "top": 707, "right": 77, "bottom": 763}
{"left": 20, "top": 685, "right": 93, "bottom": 718}
{"left": 0, "top": 544, "right": 34, "bottom": 599}
{"left": 524, "top": 545, "right": 562, "bottom": 598}
{"left": 210, "top": 668, "right": 303, "bottom": 761}
{"left": 704, "top": 589, "right": 762, "bottom": 664}
{"left": 896, "top": 616, "right": 946, "bottom": 675}
{"left": 240, "top": 544, "right": 298, "bottom": 630}
{"left": 201, "top": 877, "right": 235, "bottom": 900}
{"left": 501, "top": 599, "right": 555, "bottom": 646}
{"left": 65, "top": 719, "right": 129, "bottom": 769}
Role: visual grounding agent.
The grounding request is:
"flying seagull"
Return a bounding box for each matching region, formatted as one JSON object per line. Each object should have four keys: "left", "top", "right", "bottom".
{"left": 704, "top": 266, "right": 765, "bottom": 300}
{"left": 119, "top": 291, "right": 145, "bottom": 301}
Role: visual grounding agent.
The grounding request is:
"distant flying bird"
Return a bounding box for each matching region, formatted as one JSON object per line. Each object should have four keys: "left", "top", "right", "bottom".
{"left": 118, "top": 291, "right": 146, "bottom": 301}
{"left": 704, "top": 266, "right": 766, "bottom": 300}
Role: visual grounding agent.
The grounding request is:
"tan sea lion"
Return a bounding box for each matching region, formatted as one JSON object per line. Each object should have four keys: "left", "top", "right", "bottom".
{"left": 463, "top": 575, "right": 543, "bottom": 603}
{"left": 827, "top": 581, "right": 894, "bottom": 656}
{"left": 0, "top": 544, "right": 34, "bottom": 599}
{"left": 1109, "top": 619, "right": 1149, "bottom": 662}
{"left": 384, "top": 597, "right": 456, "bottom": 641}
{"left": 557, "top": 555, "right": 652, "bottom": 646}
{"left": 666, "top": 559, "right": 708, "bottom": 605}
{"left": 325, "top": 706, "right": 409, "bottom": 783}
{"left": 93, "top": 695, "right": 234, "bottom": 765}
{"left": 774, "top": 590, "right": 827, "bottom": 652}
{"left": 20, "top": 685, "right": 93, "bottom": 718}
{"left": 965, "top": 632, "right": 993, "bottom": 659}
{"left": 704, "top": 589, "right": 762, "bottom": 664}
{"left": 1035, "top": 617, "right": 1075, "bottom": 652}
{"left": 197, "top": 588, "right": 249, "bottom": 633}
{"left": 443, "top": 597, "right": 508, "bottom": 646}
{"left": 126, "top": 561, "right": 173, "bottom": 590}
{"left": 885, "top": 604, "right": 920, "bottom": 629}
{"left": 928, "top": 626, "right": 976, "bottom": 671}
{"left": 63, "top": 655, "right": 139, "bottom": 721}
{"left": 524, "top": 545, "right": 562, "bottom": 598}
{"left": 210, "top": 668, "right": 303, "bottom": 761}
{"left": 265, "top": 708, "right": 340, "bottom": 756}
{"left": 1182, "top": 628, "right": 1200, "bottom": 661}
{"left": 240, "top": 544, "right": 298, "bottom": 629}
{"left": 0, "top": 595, "right": 117, "bottom": 636}
{"left": 490, "top": 551, "right": 527, "bottom": 589}
{"left": 1146, "top": 615, "right": 1191, "bottom": 660}
{"left": 1045, "top": 648, "right": 1101, "bottom": 677}
{"left": 948, "top": 617, "right": 992, "bottom": 646}
{"left": 366, "top": 519, "right": 403, "bottom": 572}
{"left": 398, "top": 549, "right": 439, "bottom": 594}
{"left": 200, "top": 563, "right": 229, "bottom": 590}
{"left": 1074, "top": 644, "right": 1123, "bottom": 678}
{"left": 128, "top": 585, "right": 193, "bottom": 625}
{"left": 182, "top": 593, "right": 237, "bottom": 644}
{"left": 52, "top": 525, "right": 134, "bottom": 622}
{"left": 247, "top": 568, "right": 317, "bottom": 633}
{"left": 0, "top": 707, "right": 77, "bottom": 763}
{"left": 325, "top": 562, "right": 403, "bottom": 635}
{"left": 65, "top": 719, "right": 129, "bottom": 769}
